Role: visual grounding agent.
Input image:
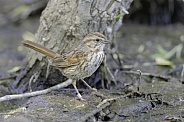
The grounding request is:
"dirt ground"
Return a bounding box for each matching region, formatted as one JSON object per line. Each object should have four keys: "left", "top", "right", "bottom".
{"left": 0, "top": 17, "right": 184, "bottom": 121}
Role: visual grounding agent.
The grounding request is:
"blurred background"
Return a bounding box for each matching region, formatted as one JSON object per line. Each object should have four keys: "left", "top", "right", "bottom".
{"left": 125, "top": 0, "right": 184, "bottom": 24}
{"left": 1, "top": 0, "right": 184, "bottom": 86}
{"left": 0, "top": 0, "right": 47, "bottom": 78}
{"left": 0, "top": 1, "right": 184, "bottom": 120}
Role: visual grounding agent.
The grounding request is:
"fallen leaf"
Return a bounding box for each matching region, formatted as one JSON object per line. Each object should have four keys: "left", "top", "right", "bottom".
{"left": 7, "top": 66, "right": 21, "bottom": 73}
{"left": 155, "top": 57, "right": 173, "bottom": 66}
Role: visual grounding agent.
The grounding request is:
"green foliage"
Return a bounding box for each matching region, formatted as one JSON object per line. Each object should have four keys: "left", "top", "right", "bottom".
{"left": 114, "top": 13, "right": 125, "bottom": 19}
{"left": 12, "top": 4, "right": 28, "bottom": 14}
{"left": 151, "top": 44, "right": 183, "bottom": 66}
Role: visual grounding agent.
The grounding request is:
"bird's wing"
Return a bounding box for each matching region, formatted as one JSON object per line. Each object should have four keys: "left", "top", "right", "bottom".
{"left": 51, "top": 49, "right": 87, "bottom": 68}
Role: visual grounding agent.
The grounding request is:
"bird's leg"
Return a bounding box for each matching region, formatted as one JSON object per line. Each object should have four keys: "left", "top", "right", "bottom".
{"left": 72, "top": 80, "right": 84, "bottom": 100}
{"left": 81, "top": 79, "right": 97, "bottom": 92}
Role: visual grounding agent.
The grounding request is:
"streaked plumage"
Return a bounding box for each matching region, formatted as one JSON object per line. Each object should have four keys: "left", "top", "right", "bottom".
{"left": 22, "top": 32, "right": 110, "bottom": 99}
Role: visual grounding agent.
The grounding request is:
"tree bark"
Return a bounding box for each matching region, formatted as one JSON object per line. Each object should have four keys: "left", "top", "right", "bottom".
{"left": 12, "top": 0, "right": 133, "bottom": 93}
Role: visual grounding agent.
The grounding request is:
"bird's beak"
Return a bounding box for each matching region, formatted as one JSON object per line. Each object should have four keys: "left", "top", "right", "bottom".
{"left": 103, "top": 40, "right": 111, "bottom": 44}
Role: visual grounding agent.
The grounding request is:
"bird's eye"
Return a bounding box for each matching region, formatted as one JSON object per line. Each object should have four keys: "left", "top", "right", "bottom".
{"left": 96, "top": 39, "right": 100, "bottom": 42}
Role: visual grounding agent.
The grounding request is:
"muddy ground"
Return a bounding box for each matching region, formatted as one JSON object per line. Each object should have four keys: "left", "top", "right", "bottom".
{"left": 0, "top": 12, "right": 184, "bottom": 122}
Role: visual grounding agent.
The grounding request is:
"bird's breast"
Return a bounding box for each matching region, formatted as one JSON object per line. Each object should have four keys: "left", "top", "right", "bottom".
{"left": 83, "top": 51, "right": 104, "bottom": 76}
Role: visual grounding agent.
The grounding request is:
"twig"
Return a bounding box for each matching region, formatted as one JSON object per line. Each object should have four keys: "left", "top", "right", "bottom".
{"left": 0, "top": 79, "right": 72, "bottom": 102}
{"left": 97, "top": 93, "right": 132, "bottom": 108}
{"left": 104, "top": 56, "right": 117, "bottom": 85}
{"left": 80, "top": 93, "right": 131, "bottom": 121}
{"left": 122, "top": 70, "right": 183, "bottom": 82}
{"left": 180, "top": 64, "right": 184, "bottom": 81}
{"left": 101, "top": 65, "right": 105, "bottom": 89}
{"left": 110, "top": 53, "right": 122, "bottom": 68}
{"left": 29, "top": 71, "right": 41, "bottom": 92}
{"left": 137, "top": 70, "right": 142, "bottom": 91}
{"left": 46, "top": 63, "right": 51, "bottom": 79}
{"left": 0, "top": 76, "right": 16, "bottom": 83}
{"left": 80, "top": 100, "right": 112, "bottom": 121}
{"left": 97, "top": 97, "right": 117, "bottom": 108}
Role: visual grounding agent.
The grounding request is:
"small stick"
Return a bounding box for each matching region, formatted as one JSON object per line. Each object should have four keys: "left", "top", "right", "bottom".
{"left": 0, "top": 79, "right": 72, "bottom": 102}
{"left": 0, "top": 76, "right": 16, "bottom": 83}
{"left": 137, "top": 70, "right": 142, "bottom": 91}
{"left": 122, "top": 70, "right": 183, "bottom": 82}
{"left": 46, "top": 63, "right": 50, "bottom": 79}
{"left": 104, "top": 55, "right": 117, "bottom": 85}
{"left": 180, "top": 64, "right": 184, "bottom": 81}
{"left": 80, "top": 101, "right": 112, "bottom": 121}
{"left": 29, "top": 71, "right": 41, "bottom": 92}
{"left": 97, "top": 93, "right": 131, "bottom": 108}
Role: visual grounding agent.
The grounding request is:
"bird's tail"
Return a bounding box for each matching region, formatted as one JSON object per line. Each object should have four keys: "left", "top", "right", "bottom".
{"left": 22, "top": 40, "right": 56, "bottom": 58}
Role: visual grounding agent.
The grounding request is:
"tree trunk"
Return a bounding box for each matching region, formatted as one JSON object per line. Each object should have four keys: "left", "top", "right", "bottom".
{"left": 12, "top": 0, "right": 133, "bottom": 93}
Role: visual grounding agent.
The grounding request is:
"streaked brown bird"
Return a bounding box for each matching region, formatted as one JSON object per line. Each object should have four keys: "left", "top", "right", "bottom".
{"left": 22, "top": 32, "right": 110, "bottom": 99}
